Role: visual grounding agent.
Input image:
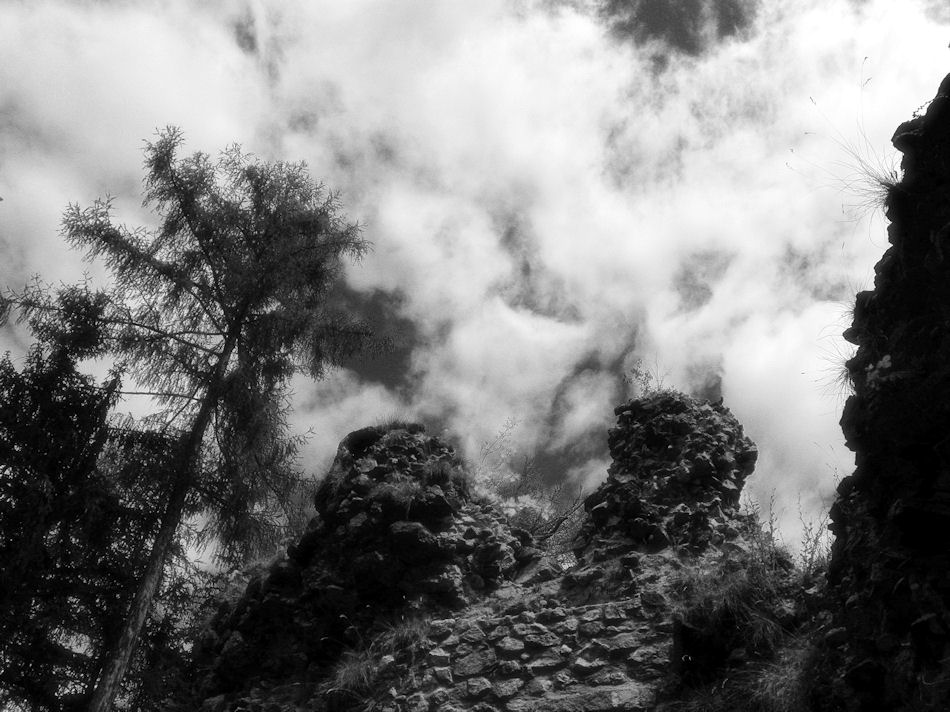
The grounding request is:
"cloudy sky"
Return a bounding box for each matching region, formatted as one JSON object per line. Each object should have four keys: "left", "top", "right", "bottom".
{"left": 2, "top": 0, "right": 948, "bottom": 547}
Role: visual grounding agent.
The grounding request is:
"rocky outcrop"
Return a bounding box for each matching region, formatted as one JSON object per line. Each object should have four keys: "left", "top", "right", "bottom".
{"left": 344, "top": 392, "right": 766, "bottom": 712}
{"left": 187, "top": 393, "right": 792, "bottom": 712}
{"left": 817, "top": 74, "right": 950, "bottom": 710}
{"left": 191, "top": 424, "right": 538, "bottom": 706}
{"left": 576, "top": 392, "right": 758, "bottom": 560}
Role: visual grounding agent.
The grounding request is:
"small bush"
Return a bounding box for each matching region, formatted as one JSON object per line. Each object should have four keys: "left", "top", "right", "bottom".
{"left": 372, "top": 412, "right": 422, "bottom": 433}
{"left": 470, "top": 418, "right": 587, "bottom": 560}
{"left": 671, "top": 507, "right": 797, "bottom": 685}
{"left": 746, "top": 639, "right": 815, "bottom": 712}
{"left": 672, "top": 552, "right": 789, "bottom": 678}
{"left": 797, "top": 499, "right": 831, "bottom": 584}
{"left": 666, "top": 493, "right": 832, "bottom": 712}
{"left": 625, "top": 356, "right": 674, "bottom": 396}
{"left": 327, "top": 648, "right": 376, "bottom": 698}
{"left": 320, "top": 614, "right": 430, "bottom": 707}
{"left": 834, "top": 135, "right": 902, "bottom": 220}
{"left": 420, "top": 458, "right": 469, "bottom": 497}
{"left": 665, "top": 637, "right": 816, "bottom": 712}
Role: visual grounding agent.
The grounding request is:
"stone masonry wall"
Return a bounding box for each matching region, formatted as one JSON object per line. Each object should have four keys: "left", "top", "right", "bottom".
{"left": 190, "top": 393, "right": 768, "bottom": 712}
{"left": 364, "top": 392, "right": 765, "bottom": 712}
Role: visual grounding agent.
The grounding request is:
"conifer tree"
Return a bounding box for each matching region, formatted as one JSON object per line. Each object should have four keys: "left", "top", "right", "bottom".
{"left": 6, "top": 128, "right": 375, "bottom": 711}
{"left": 0, "top": 328, "right": 118, "bottom": 710}
{"left": 0, "top": 294, "right": 182, "bottom": 711}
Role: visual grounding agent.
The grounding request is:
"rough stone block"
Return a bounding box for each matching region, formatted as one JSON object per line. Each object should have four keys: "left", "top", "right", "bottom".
{"left": 527, "top": 652, "right": 566, "bottom": 674}
{"left": 571, "top": 657, "right": 607, "bottom": 676}
{"left": 454, "top": 649, "right": 497, "bottom": 677}
{"left": 497, "top": 636, "right": 525, "bottom": 654}
{"left": 434, "top": 666, "right": 454, "bottom": 685}
{"left": 466, "top": 677, "right": 492, "bottom": 699}
{"left": 428, "top": 647, "right": 451, "bottom": 666}
{"left": 493, "top": 677, "right": 525, "bottom": 699}
{"left": 524, "top": 631, "right": 560, "bottom": 648}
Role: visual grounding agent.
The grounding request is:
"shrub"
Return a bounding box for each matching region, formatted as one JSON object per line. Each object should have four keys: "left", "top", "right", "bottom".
{"left": 667, "top": 495, "right": 830, "bottom": 712}
{"left": 671, "top": 504, "right": 797, "bottom": 685}
{"left": 672, "top": 550, "right": 790, "bottom": 681}
{"left": 420, "top": 458, "right": 469, "bottom": 496}
{"left": 321, "top": 614, "right": 430, "bottom": 708}
{"left": 373, "top": 413, "right": 424, "bottom": 434}
{"left": 624, "top": 356, "right": 674, "bottom": 396}
{"left": 469, "top": 418, "right": 587, "bottom": 561}
{"left": 665, "top": 636, "right": 817, "bottom": 712}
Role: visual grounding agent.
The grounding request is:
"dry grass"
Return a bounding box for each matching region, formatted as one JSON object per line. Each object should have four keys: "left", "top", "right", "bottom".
{"left": 420, "top": 458, "right": 469, "bottom": 495}
{"left": 666, "top": 494, "right": 830, "bottom": 712}
{"left": 672, "top": 547, "right": 790, "bottom": 662}
{"left": 372, "top": 412, "right": 422, "bottom": 432}
{"left": 665, "top": 638, "right": 816, "bottom": 712}
{"left": 320, "top": 614, "right": 430, "bottom": 705}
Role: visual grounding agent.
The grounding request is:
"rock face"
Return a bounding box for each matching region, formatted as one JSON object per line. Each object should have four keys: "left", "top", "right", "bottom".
{"left": 576, "top": 392, "right": 758, "bottom": 559}
{"left": 192, "top": 424, "right": 539, "bottom": 704}
{"left": 819, "top": 74, "right": 950, "bottom": 710}
{"left": 188, "top": 393, "right": 775, "bottom": 712}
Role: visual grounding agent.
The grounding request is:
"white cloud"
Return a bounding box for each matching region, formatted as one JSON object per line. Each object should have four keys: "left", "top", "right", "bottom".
{"left": 1, "top": 0, "right": 948, "bottom": 549}
{"left": 288, "top": 368, "right": 410, "bottom": 477}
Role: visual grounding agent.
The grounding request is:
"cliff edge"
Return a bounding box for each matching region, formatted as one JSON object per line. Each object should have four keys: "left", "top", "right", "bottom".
{"left": 814, "top": 73, "right": 950, "bottom": 711}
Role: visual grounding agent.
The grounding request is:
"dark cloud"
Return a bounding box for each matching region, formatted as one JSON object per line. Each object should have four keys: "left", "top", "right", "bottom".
{"left": 673, "top": 250, "right": 733, "bottom": 312}
{"left": 541, "top": 351, "right": 630, "bottom": 441}
{"left": 523, "top": 347, "right": 639, "bottom": 490}
{"left": 326, "top": 285, "right": 421, "bottom": 392}
{"left": 599, "top": 0, "right": 760, "bottom": 56}
{"left": 233, "top": 12, "right": 258, "bottom": 55}
{"left": 685, "top": 359, "right": 723, "bottom": 401}
{"left": 780, "top": 243, "right": 853, "bottom": 304}
{"left": 492, "top": 208, "right": 583, "bottom": 322}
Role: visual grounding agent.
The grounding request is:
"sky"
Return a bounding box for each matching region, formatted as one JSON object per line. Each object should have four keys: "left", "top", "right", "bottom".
{"left": 1, "top": 0, "right": 949, "bottom": 549}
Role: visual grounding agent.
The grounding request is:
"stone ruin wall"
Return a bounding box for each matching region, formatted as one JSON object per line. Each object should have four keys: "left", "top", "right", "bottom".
{"left": 191, "top": 392, "right": 764, "bottom": 712}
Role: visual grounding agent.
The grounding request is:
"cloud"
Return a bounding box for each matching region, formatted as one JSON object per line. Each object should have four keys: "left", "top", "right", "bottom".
{"left": 287, "top": 368, "right": 411, "bottom": 473}
{"left": 598, "top": 0, "right": 760, "bottom": 56}
{"left": 0, "top": 0, "right": 267, "bottom": 287}
{"left": 1, "top": 0, "right": 948, "bottom": 549}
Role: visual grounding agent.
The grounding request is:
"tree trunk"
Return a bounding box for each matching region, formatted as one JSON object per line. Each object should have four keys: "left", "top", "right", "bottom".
{"left": 87, "top": 325, "right": 242, "bottom": 712}
{"left": 85, "top": 466, "right": 191, "bottom": 712}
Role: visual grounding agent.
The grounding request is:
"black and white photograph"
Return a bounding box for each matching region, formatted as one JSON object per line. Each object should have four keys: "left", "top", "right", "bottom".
{"left": 2, "top": 1, "right": 949, "bottom": 710}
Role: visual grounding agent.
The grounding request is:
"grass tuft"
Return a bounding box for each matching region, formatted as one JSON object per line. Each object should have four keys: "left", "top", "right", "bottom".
{"left": 665, "top": 637, "right": 817, "bottom": 712}
{"left": 321, "top": 614, "right": 431, "bottom": 706}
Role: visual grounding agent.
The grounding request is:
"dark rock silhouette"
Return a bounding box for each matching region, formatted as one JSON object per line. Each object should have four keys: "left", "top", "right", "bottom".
{"left": 189, "top": 394, "right": 785, "bottom": 712}
{"left": 815, "top": 73, "right": 950, "bottom": 711}
{"left": 576, "top": 391, "right": 757, "bottom": 560}
{"left": 599, "top": 0, "right": 758, "bottom": 58}
{"left": 192, "top": 423, "right": 538, "bottom": 707}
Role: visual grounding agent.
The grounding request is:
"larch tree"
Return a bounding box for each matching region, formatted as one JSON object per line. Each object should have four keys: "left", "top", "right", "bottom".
{"left": 7, "top": 127, "right": 377, "bottom": 712}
